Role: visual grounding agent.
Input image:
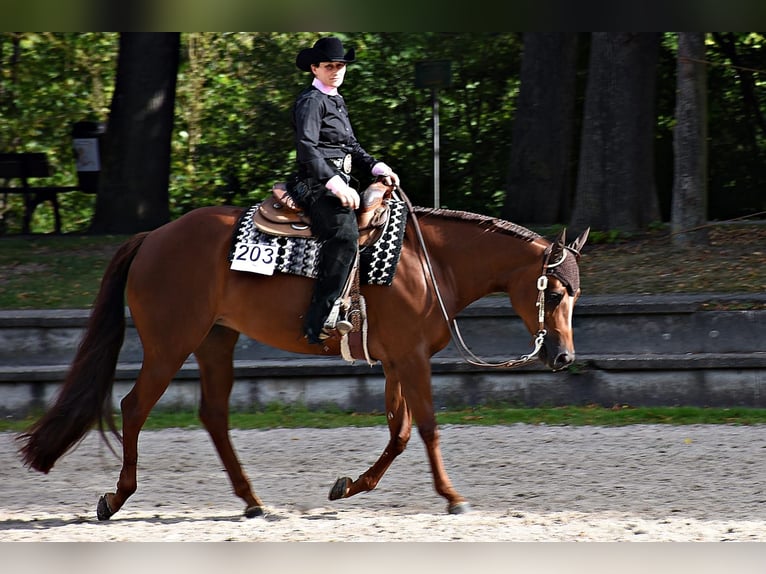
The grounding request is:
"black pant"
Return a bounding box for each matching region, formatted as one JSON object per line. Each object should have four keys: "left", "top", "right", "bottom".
{"left": 302, "top": 187, "right": 358, "bottom": 343}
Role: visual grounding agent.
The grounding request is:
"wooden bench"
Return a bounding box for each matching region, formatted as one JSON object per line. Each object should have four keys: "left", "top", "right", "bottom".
{"left": 0, "top": 152, "right": 84, "bottom": 234}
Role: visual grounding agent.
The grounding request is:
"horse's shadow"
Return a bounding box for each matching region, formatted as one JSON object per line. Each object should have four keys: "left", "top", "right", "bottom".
{"left": 0, "top": 512, "right": 290, "bottom": 531}
{"left": 0, "top": 506, "right": 343, "bottom": 531}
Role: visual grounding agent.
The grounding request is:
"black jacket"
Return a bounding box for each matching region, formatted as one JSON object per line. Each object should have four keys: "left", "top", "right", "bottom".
{"left": 292, "top": 86, "right": 377, "bottom": 183}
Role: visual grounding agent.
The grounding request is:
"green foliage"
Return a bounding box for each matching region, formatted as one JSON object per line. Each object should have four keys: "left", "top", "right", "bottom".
{"left": 0, "top": 32, "right": 524, "bottom": 234}
{"left": 171, "top": 33, "right": 310, "bottom": 212}
{"left": 171, "top": 32, "right": 523, "bottom": 216}
{"left": 706, "top": 33, "right": 766, "bottom": 220}
{"left": 2, "top": 32, "right": 766, "bottom": 235}
{"left": 0, "top": 33, "right": 117, "bottom": 234}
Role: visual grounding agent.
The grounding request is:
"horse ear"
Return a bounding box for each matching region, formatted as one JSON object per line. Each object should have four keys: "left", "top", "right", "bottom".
{"left": 554, "top": 228, "right": 567, "bottom": 248}
{"left": 567, "top": 227, "right": 590, "bottom": 260}
{"left": 547, "top": 228, "right": 567, "bottom": 260}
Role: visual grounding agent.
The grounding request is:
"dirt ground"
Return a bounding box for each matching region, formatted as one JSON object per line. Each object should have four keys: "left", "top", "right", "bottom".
{"left": 2, "top": 423, "right": 766, "bottom": 542}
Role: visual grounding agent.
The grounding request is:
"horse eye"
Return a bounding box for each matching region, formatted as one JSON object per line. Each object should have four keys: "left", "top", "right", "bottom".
{"left": 545, "top": 291, "right": 563, "bottom": 308}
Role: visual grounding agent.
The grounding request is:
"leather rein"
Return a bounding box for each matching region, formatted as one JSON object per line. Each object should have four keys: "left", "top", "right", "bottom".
{"left": 397, "top": 188, "right": 565, "bottom": 369}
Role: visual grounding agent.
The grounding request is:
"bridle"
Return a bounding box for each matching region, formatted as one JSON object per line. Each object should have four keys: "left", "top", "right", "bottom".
{"left": 398, "top": 188, "right": 570, "bottom": 369}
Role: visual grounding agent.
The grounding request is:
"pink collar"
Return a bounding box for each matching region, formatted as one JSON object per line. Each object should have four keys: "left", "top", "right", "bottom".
{"left": 312, "top": 77, "right": 339, "bottom": 96}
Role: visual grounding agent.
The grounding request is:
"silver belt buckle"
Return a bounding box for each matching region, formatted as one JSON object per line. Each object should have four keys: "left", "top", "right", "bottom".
{"left": 340, "top": 154, "right": 352, "bottom": 174}
{"left": 328, "top": 154, "right": 352, "bottom": 174}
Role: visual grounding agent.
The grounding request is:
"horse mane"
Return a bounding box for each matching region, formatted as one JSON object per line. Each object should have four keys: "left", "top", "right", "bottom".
{"left": 411, "top": 206, "right": 541, "bottom": 243}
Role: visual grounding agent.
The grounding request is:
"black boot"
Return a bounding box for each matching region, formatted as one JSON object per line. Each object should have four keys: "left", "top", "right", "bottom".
{"left": 303, "top": 297, "right": 333, "bottom": 344}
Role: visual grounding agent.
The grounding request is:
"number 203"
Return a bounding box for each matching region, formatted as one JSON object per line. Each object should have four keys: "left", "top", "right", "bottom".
{"left": 234, "top": 243, "right": 275, "bottom": 264}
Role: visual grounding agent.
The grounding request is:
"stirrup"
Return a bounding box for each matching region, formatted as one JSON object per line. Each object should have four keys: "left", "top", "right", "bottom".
{"left": 324, "top": 299, "right": 343, "bottom": 330}
{"left": 335, "top": 319, "right": 353, "bottom": 335}
{"left": 324, "top": 298, "right": 352, "bottom": 334}
{"left": 322, "top": 317, "right": 352, "bottom": 334}
{"left": 316, "top": 320, "right": 350, "bottom": 342}
{"left": 321, "top": 312, "right": 353, "bottom": 340}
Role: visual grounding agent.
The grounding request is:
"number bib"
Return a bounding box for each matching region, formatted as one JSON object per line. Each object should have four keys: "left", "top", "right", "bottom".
{"left": 230, "top": 242, "right": 277, "bottom": 275}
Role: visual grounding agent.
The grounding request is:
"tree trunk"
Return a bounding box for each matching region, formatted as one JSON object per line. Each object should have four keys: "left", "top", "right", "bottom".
{"left": 671, "top": 33, "right": 708, "bottom": 248}
{"left": 501, "top": 33, "right": 578, "bottom": 225}
{"left": 570, "top": 32, "right": 661, "bottom": 232}
{"left": 90, "top": 32, "right": 180, "bottom": 234}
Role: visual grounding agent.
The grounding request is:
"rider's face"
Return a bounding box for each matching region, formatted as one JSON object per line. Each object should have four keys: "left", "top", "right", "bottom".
{"left": 312, "top": 61, "right": 347, "bottom": 89}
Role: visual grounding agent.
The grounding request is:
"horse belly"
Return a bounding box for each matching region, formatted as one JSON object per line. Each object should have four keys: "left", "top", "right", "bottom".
{"left": 217, "top": 271, "right": 320, "bottom": 353}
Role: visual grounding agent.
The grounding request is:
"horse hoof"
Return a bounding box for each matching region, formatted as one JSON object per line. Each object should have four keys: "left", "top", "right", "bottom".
{"left": 328, "top": 477, "right": 351, "bottom": 501}
{"left": 448, "top": 501, "right": 471, "bottom": 515}
{"left": 97, "top": 494, "right": 114, "bottom": 521}
{"left": 244, "top": 505, "right": 265, "bottom": 518}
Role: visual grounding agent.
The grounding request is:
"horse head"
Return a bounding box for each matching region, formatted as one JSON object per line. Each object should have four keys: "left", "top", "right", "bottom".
{"left": 516, "top": 227, "right": 590, "bottom": 371}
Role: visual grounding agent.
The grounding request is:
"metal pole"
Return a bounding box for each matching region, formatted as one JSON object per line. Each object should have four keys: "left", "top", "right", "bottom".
{"left": 433, "top": 87, "right": 440, "bottom": 209}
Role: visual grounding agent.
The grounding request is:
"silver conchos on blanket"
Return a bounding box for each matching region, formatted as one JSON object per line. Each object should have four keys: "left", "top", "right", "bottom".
{"left": 228, "top": 197, "right": 406, "bottom": 286}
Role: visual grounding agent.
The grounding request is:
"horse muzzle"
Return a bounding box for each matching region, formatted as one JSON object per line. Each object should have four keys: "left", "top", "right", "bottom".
{"left": 540, "top": 342, "right": 575, "bottom": 371}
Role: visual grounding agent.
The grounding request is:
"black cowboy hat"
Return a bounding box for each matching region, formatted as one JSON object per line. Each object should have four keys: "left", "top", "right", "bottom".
{"left": 296, "top": 37, "right": 356, "bottom": 72}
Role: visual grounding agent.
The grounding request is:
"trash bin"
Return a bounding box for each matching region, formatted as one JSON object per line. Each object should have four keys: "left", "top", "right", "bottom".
{"left": 71, "top": 121, "right": 105, "bottom": 193}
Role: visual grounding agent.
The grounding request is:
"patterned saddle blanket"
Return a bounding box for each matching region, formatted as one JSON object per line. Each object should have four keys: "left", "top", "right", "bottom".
{"left": 228, "top": 193, "right": 407, "bottom": 286}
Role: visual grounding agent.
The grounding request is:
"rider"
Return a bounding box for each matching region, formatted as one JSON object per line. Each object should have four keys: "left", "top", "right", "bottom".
{"left": 289, "top": 36, "right": 400, "bottom": 344}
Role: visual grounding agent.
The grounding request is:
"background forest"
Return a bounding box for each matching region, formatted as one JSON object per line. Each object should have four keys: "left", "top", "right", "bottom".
{"left": 0, "top": 32, "right": 765, "bottom": 236}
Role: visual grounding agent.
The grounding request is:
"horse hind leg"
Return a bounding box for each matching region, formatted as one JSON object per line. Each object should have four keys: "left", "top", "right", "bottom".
{"left": 329, "top": 377, "right": 413, "bottom": 501}
{"left": 195, "top": 325, "right": 265, "bottom": 518}
{"left": 97, "top": 353, "right": 186, "bottom": 520}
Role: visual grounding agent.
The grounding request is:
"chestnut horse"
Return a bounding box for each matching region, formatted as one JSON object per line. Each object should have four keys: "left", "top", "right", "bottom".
{"left": 18, "top": 186, "right": 589, "bottom": 518}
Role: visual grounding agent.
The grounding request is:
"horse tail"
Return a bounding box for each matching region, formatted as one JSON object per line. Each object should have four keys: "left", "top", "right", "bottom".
{"left": 17, "top": 232, "right": 150, "bottom": 473}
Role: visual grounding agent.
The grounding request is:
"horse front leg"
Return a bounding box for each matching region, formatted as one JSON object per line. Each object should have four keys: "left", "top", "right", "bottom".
{"left": 398, "top": 359, "right": 469, "bottom": 514}
{"left": 328, "top": 375, "right": 412, "bottom": 501}
{"left": 413, "top": 411, "right": 470, "bottom": 514}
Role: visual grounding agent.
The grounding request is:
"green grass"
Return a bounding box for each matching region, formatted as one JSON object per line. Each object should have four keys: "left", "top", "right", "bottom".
{"left": 5, "top": 404, "right": 766, "bottom": 433}
{"left": 0, "top": 235, "right": 127, "bottom": 309}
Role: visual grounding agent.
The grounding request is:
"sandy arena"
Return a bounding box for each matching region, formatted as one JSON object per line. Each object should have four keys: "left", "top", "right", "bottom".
{"left": 2, "top": 423, "right": 766, "bottom": 542}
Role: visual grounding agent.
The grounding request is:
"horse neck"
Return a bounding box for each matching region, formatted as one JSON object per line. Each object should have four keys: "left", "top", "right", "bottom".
{"left": 417, "top": 214, "right": 544, "bottom": 312}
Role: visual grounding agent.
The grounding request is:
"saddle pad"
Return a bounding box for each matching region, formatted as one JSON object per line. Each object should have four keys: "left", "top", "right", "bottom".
{"left": 228, "top": 197, "right": 407, "bottom": 286}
